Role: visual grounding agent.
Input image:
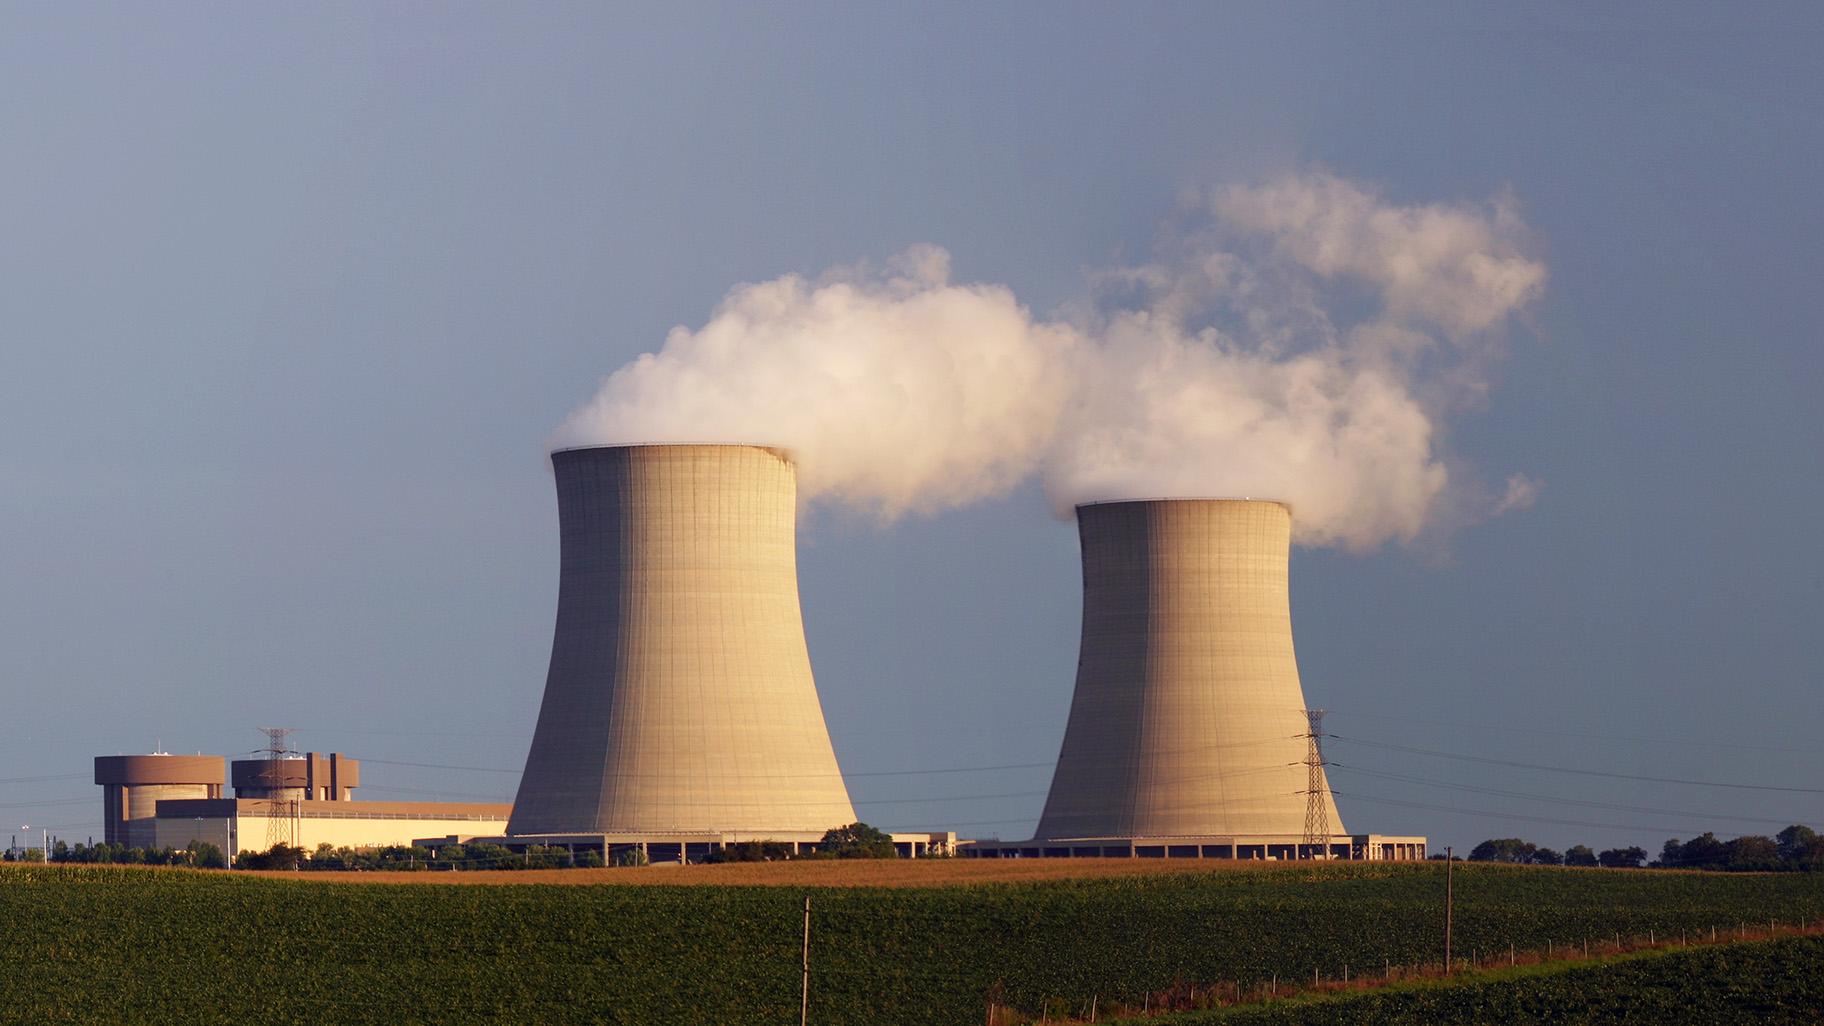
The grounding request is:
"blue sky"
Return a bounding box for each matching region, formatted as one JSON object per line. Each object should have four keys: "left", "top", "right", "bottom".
{"left": 3, "top": 3, "right": 1820, "bottom": 854}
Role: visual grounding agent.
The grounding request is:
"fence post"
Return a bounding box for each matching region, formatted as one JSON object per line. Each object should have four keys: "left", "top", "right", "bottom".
{"left": 800, "top": 896, "right": 811, "bottom": 1026}
{"left": 1443, "top": 846, "right": 1454, "bottom": 973}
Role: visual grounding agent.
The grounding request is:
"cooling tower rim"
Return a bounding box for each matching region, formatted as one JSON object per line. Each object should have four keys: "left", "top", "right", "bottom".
{"left": 550, "top": 441, "right": 797, "bottom": 461}
{"left": 1075, "top": 496, "right": 1292, "bottom": 514}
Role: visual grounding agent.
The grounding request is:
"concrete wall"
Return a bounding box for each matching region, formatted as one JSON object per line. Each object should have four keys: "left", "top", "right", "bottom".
{"left": 508, "top": 444, "right": 856, "bottom": 836}
{"left": 1034, "top": 500, "right": 1342, "bottom": 840}
{"left": 154, "top": 799, "right": 511, "bottom": 855}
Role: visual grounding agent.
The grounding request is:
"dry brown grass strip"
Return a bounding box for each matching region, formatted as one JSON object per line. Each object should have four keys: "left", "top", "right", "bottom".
{"left": 246, "top": 856, "right": 1313, "bottom": 888}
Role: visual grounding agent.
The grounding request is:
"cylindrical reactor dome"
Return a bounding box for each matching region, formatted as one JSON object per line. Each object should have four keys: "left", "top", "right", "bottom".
{"left": 508, "top": 444, "right": 856, "bottom": 836}
{"left": 1033, "top": 499, "right": 1342, "bottom": 840}
{"left": 94, "top": 755, "right": 226, "bottom": 848}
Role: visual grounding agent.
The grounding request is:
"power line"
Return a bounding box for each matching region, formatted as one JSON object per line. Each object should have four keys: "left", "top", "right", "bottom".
{"left": 0, "top": 797, "right": 93, "bottom": 809}
{"left": 1327, "top": 763, "right": 1814, "bottom": 828}
{"left": 0, "top": 772, "right": 87, "bottom": 786}
{"left": 363, "top": 759, "right": 520, "bottom": 774}
{"left": 855, "top": 790, "right": 1049, "bottom": 807}
{"left": 1329, "top": 707, "right": 1819, "bottom": 756}
{"left": 1328, "top": 735, "right": 1824, "bottom": 794}
{"left": 1332, "top": 790, "right": 1720, "bottom": 837}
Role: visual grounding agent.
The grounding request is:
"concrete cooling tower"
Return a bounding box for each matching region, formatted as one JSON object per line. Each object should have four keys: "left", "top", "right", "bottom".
{"left": 1033, "top": 499, "right": 1341, "bottom": 842}
{"left": 507, "top": 443, "right": 857, "bottom": 838}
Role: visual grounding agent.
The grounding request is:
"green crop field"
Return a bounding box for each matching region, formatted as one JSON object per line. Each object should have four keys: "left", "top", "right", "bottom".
{"left": 1148, "top": 935, "right": 1824, "bottom": 1025}
{"left": 2, "top": 862, "right": 1819, "bottom": 1025}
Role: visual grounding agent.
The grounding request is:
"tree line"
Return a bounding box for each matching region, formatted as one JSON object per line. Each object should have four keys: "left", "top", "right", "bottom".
{"left": 3, "top": 821, "right": 910, "bottom": 873}
{"left": 0, "top": 840, "right": 231, "bottom": 869}
{"left": 1467, "top": 824, "right": 1823, "bottom": 871}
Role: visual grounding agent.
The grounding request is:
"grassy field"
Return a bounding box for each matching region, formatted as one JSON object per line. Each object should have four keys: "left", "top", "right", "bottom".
{"left": 2, "top": 861, "right": 1819, "bottom": 1025}
{"left": 1141, "top": 935, "right": 1824, "bottom": 1025}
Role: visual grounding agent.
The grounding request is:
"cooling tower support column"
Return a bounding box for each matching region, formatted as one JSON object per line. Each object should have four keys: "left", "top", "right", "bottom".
{"left": 508, "top": 444, "right": 857, "bottom": 837}
{"left": 1033, "top": 499, "right": 1343, "bottom": 841}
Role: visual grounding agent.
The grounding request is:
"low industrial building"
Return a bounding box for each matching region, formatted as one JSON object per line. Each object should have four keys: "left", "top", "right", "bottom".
{"left": 94, "top": 751, "right": 510, "bottom": 857}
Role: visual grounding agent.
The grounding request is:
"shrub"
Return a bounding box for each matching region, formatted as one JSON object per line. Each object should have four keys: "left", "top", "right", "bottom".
{"left": 819, "top": 822, "right": 897, "bottom": 860}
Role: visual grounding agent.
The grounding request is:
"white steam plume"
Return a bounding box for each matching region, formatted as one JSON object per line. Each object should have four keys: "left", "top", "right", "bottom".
{"left": 557, "top": 170, "right": 1545, "bottom": 549}
{"left": 1043, "top": 171, "right": 1546, "bottom": 550}
{"left": 552, "top": 246, "right": 1082, "bottom": 517}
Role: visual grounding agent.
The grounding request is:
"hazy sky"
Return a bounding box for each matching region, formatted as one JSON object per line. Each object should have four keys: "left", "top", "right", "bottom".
{"left": 4, "top": 3, "right": 1821, "bottom": 855}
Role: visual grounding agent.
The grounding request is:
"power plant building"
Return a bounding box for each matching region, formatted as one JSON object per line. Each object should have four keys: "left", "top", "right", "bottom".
{"left": 85, "top": 481, "right": 1419, "bottom": 865}
{"left": 94, "top": 755, "right": 226, "bottom": 849}
{"left": 502, "top": 444, "right": 871, "bottom": 853}
{"left": 92, "top": 752, "right": 510, "bottom": 857}
{"left": 970, "top": 499, "right": 1424, "bottom": 861}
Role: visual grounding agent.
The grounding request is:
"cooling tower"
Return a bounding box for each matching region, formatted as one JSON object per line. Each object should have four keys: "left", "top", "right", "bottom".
{"left": 1033, "top": 499, "right": 1342, "bottom": 840}
{"left": 507, "top": 443, "right": 856, "bottom": 837}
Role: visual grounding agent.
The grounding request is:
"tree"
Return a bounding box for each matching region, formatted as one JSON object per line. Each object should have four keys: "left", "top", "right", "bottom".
{"left": 1597, "top": 846, "right": 1646, "bottom": 869}
{"left": 1667, "top": 833, "right": 1727, "bottom": 870}
{"left": 706, "top": 841, "right": 795, "bottom": 864}
{"left": 1776, "top": 825, "right": 1823, "bottom": 869}
{"left": 190, "top": 842, "right": 227, "bottom": 869}
{"left": 818, "top": 822, "right": 898, "bottom": 859}
{"left": 238, "top": 843, "right": 304, "bottom": 871}
{"left": 1468, "top": 838, "right": 1537, "bottom": 864}
{"left": 1531, "top": 847, "right": 1563, "bottom": 866}
{"left": 1563, "top": 845, "right": 1599, "bottom": 867}
{"left": 1725, "top": 835, "right": 1781, "bottom": 872}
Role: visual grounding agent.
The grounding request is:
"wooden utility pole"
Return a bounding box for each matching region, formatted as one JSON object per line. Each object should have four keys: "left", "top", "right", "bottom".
{"left": 1444, "top": 846, "right": 1454, "bottom": 973}
{"left": 800, "top": 895, "right": 812, "bottom": 1026}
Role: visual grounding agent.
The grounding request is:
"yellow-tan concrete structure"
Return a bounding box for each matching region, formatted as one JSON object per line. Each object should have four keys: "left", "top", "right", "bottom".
{"left": 154, "top": 798, "right": 511, "bottom": 856}
{"left": 94, "top": 755, "right": 225, "bottom": 848}
{"left": 1034, "top": 499, "right": 1343, "bottom": 842}
{"left": 508, "top": 444, "right": 857, "bottom": 838}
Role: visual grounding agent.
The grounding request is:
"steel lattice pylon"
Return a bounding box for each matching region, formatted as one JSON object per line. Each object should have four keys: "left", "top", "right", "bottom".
{"left": 258, "top": 727, "right": 299, "bottom": 851}
{"left": 1302, "top": 709, "right": 1332, "bottom": 858}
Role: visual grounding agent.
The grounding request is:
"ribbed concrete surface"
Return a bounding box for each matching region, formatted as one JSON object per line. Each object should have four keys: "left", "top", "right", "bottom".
{"left": 508, "top": 444, "right": 856, "bottom": 836}
{"left": 1034, "top": 499, "right": 1341, "bottom": 840}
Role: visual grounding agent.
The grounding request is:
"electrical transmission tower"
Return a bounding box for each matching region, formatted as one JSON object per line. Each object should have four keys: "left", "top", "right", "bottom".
{"left": 258, "top": 726, "right": 300, "bottom": 851}
{"left": 1301, "top": 709, "right": 1333, "bottom": 859}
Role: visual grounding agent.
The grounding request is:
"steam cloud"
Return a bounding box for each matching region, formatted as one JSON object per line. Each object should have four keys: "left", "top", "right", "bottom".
{"left": 555, "top": 171, "right": 1546, "bottom": 548}
{"left": 551, "top": 246, "right": 1080, "bottom": 517}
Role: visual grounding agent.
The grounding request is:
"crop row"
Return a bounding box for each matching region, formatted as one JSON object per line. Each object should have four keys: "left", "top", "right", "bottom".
{"left": 2, "top": 862, "right": 1820, "bottom": 1025}
{"left": 1157, "top": 934, "right": 1824, "bottom": 1025}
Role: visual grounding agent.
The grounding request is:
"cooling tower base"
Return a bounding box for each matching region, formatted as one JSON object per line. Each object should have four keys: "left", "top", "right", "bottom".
{"left": 415, "top": 829, "right": 958, "bottom": 862}
{"left": 962, "top": 833, "right": 1427, "bottom": 861}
